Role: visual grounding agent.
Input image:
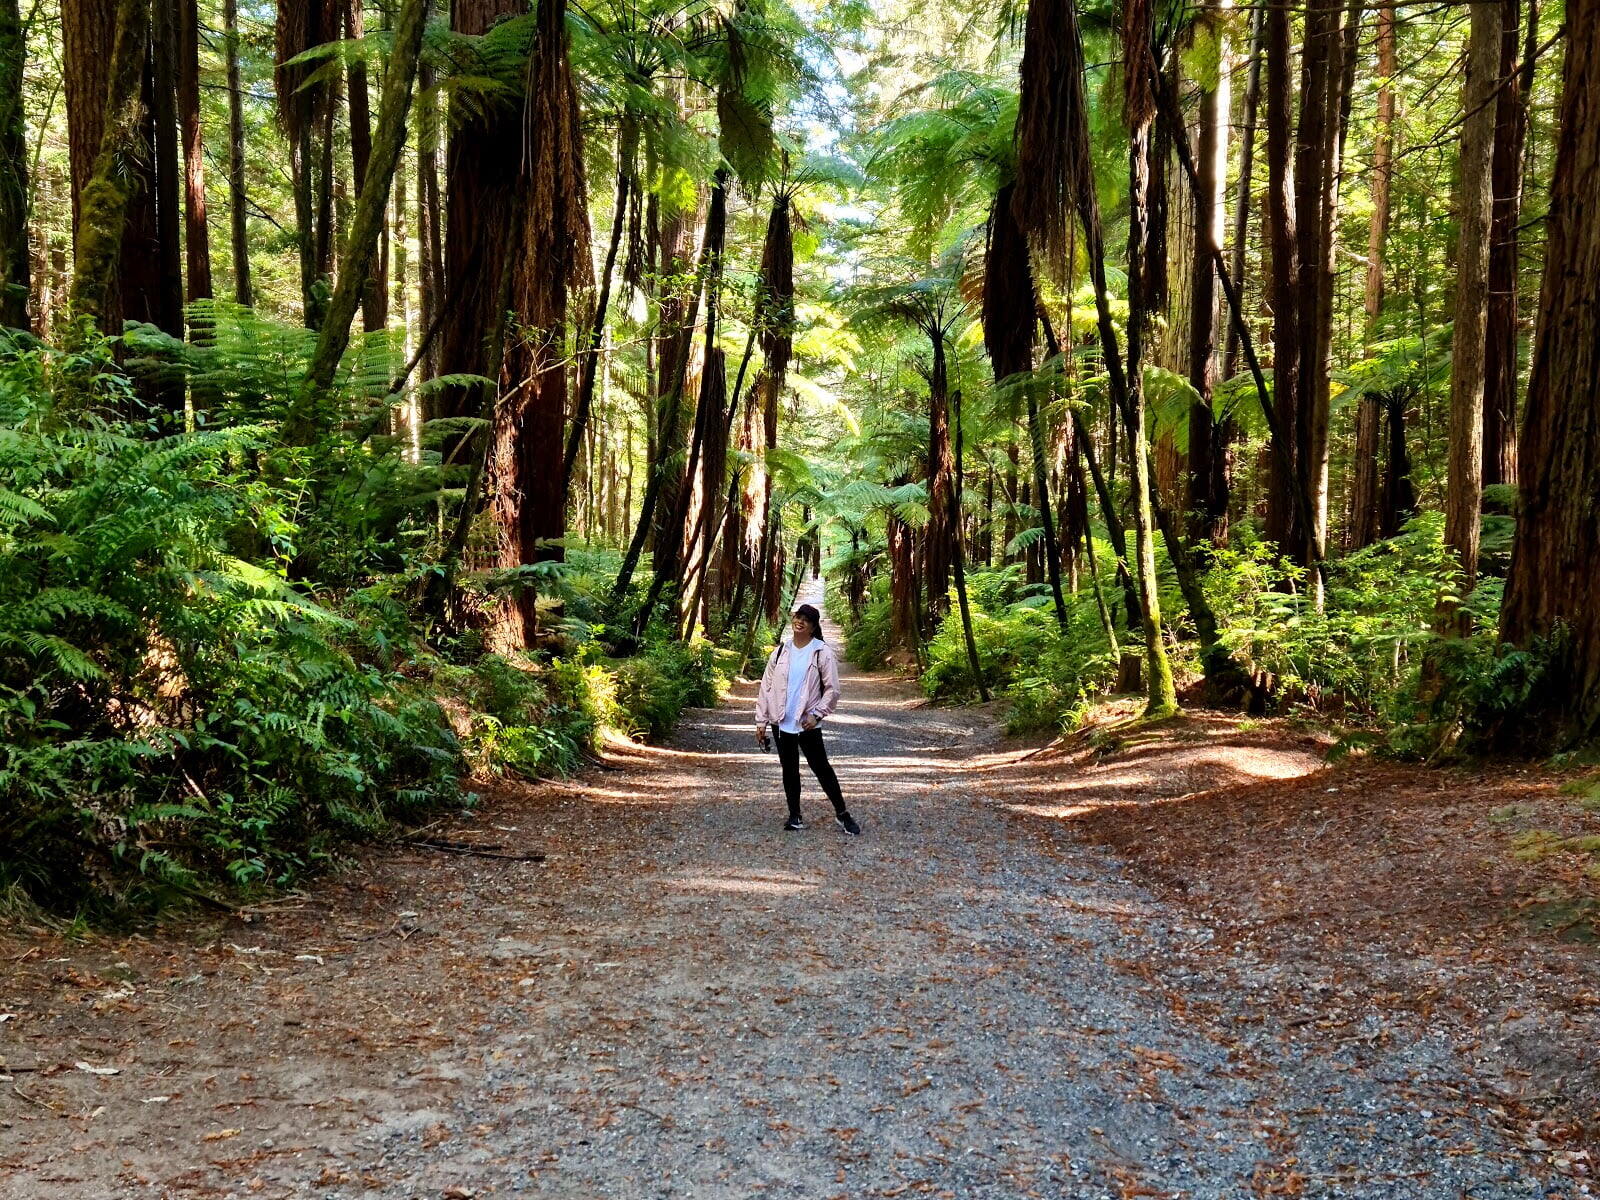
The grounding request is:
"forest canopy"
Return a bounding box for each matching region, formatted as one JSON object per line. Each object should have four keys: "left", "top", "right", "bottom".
{"left": 1, "top": 0, "right": 1597, "bottom": 910}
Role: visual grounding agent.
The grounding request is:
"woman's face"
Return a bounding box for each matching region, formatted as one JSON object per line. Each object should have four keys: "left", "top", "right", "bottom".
{"left": 792, "top": 614, "right": 811, "bottom": 639}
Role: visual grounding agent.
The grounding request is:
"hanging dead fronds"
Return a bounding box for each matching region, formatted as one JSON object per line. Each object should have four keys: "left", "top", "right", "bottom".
{"left": 757, "top": 192, "right": 794, "bottom": 400}
{"left": 1011, "top": 0, "right": 1092, "bottom": 284}
{"left": 983, "top": 180, "right": 1036, "bottom": 384}
{"left": 1121, "top": 0, "right": 1158, "bottom": 129}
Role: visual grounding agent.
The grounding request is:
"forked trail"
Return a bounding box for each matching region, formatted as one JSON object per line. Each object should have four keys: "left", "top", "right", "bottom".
{"left": 0, "top": 584, "right": 1565, "bottom": 1198}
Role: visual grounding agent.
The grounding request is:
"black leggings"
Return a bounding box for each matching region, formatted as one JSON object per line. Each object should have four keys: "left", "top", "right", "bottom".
{"left": 775, "top": 728, "right": 847, "bottom": 818}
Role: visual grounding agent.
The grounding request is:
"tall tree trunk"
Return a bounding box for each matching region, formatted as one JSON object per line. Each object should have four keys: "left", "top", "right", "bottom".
{"left": 923, "top": 326, "right": 956, "bottom": 629}
{"left": 64, "top": 0, "right": 165, "bottom": 338}
{"left": 438, "top": 0, "right": 522, "bottom": 429}
{"left": 1442, "top": 2, "right": 1502, "bottom": 622}
{"left": 66, "top": 0, "right": 151, "bottom": 335}
{"left": 1349, "top": 4, "right": 1398, "bottom": 551}
{"left": 1223, "top": 2, "right": 1264, "bottom": 381}
{"left": 1184, "top": 0, "right": 1231, "bottom": 549}
{"left": 0, "top": 0, "right": 27, "bottom": 329}
{"left": 611, "top": 197, "right": 712, "bottom": 608}
{"left": 287, "top": 0, "right": 428, "bottom": 441}
{"left": 223, "top": 0, "right": 250, "bottom": 306}
{"left": 952, "top": 388, "right": 990, "bottom": 700}
{"left": 1262, "top": 0, "right": 1299, "bottom": 555}
{"left": 1287, "top": 0, "right": 1357, "bottom": 574}
{"left": 1496, "top": 0, "right": 1600, "bottom": 744}
{"left": 277, "top": 0, "right": 337, "bottom": 328}
{"left": 1482, "top": 0, "right": 1536, "bottom": 490}
{"left": 415, "top": 21, "right": 442, "bottom": 385}
{"left": 635, "top": 176, "right": 724, "bottom": 630}
{"left": 1379, "top": 393, "right": 1415, "bottom": 537}
{"left": 1120, "top": 2, "right": 1179, "bottom": 717}
{"left": 150, "top": 0, "right": 184, "bottom": 338}
{"left": 491, "top": 0, "right": 590, "bottom": 648}
{"left": 983, "top": 182, "right": 1066, "bottom": 628}
{"left": 346, "top": 0, "right": 385, "bottom": 333}
{"left": 176, "top": 0, "right": 210, "bottom": 303}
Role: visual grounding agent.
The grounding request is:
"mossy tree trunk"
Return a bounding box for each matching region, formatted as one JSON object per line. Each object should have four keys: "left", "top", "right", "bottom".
{"left": 0, "top": 0, "right": 26, "bottom": 329}
{"left": 66, "top": 0, "right": 151, "bottom": 336}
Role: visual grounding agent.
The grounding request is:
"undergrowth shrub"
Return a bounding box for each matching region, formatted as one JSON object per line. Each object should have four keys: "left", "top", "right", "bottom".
{"left": 0, "top": 345, "right": 460, "bottom": 910}
{"left": 921, "top": 565, "right": 1119, "bottom": 734}
{"left": 1202, "top": 514, "right": 1509, "bottom": 732}
{"left": 0, "top": 330, "right": 720, "bottom": 915}
{"left": 844, "top": 577, "right": 898, "bottom": 669}
{"left": 609, "top": 637, "right": 722, "bottom": 740}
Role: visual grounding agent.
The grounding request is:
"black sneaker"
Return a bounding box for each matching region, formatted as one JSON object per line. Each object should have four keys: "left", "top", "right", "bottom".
{"left": 783, "top": 816, "right": 806, "bottom": 832}
{"left": 835, "top": 812, "right": 862, "bottom": 836}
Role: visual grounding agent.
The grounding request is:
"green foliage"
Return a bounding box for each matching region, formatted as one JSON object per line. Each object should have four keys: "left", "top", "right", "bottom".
{"left": 843, "top": 577, "right": 899, "bottom": 670}
{"left": 1202, "top": 517, "right": 1457, "bottom": 713}
{"left": 920, "top": 566, "right": 1117, "bottom": 734}
{"left": 0, "top": 342, "right": 460, "bottom": 910}
{"left": 608, "top": 637, "right": 722, "bottom": 740}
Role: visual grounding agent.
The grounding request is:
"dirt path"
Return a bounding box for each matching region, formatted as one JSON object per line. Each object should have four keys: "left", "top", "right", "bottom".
{"left": 0, "top": 582, "right": 1574, "bottom": 1198}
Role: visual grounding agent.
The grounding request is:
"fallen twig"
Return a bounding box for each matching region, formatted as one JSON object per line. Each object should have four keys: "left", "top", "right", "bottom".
{"left": 405, "top": 839, "right": 545, "bottom": 863}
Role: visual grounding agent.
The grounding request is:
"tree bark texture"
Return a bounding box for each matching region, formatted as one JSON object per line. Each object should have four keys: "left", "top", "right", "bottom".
{"left": 1483, "top": 0, "right": 1535, "bottom": 489}
{"left": 1443, "top": 2, "right": 1502, "bottom": 612}
{"left": 438, "top": 0, "right": 523, "bottom": 426}
{"left": 1349, "top": 5, "right": 1398, "bottom": 551}
{"left": 923, "top": 328, "right": 956, "bottom": 630}
{"left": 492, "top": 0, "right": 591, "bottom": 647}
{"left": 346, "top": 0, "right": 386, "bottom": 333}
{"left": 0, "top": 0, "right": 27, "bottom": 329}
{"left": 176, "top": 0, "right": 210, "bottom": 302}
{"left": 1184, "top": 0, "right": 1231, "bottom": 549}
{"left": 1497, "top": 0, "right": 1600, "bottom": 743}
{"left": 223, "top": 0, "right": 251, "bottom": 305}
{"left": 150, "top": 0, "right": 184, "bottom": 336}
{"left": 1262, "top": 0, "right": 1299, "bottom": 554}
{"left": 66, "top": 0, "right": 151, "bottom": 334}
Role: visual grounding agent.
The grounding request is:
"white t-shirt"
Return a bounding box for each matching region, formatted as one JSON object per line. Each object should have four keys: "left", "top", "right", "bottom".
{"left": 779, "top": 639, "right": 822, "bottom": 734}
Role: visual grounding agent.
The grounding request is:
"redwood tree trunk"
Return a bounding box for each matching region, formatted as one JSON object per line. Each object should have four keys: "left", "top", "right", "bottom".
{"left": 923, "top": 328, "right": 955, "bottom": 629}
{"left": 66, "top": 0, "right": 152, "bottom": 335}
{"left": 176, "top": 0, "right": 210, "bottom": 302}
{"left": 438, "top": 0, "right": 523, "bottom": 424}
{"left": 1262, "top": 0, "right": 1300, "bottom": 554}
{"left": 493, "top": 0, "right": 590, "bottom": 647}
{"left": 1349, "top": 5, "right": 1398, "bottom": 550}
{"left": 150, "top": 0, "right": 184, "bottom": 337}
{"left": 1497, "top": 0, "right": 1600, "bottom": 744}
{"left": 1482, "top": 0, "right": 1535, "bottom": 489}
{"left": 346, "top": 0, "right": 385, "bottom": 333}
{"left": 0, "top": 0, "right": 28, "bottom": 329}
{"left": 1443, "top": 1, "right": 1502, "bottom": 619}
{"left": 223, "top": 0, "right": 251, "bottom": 305}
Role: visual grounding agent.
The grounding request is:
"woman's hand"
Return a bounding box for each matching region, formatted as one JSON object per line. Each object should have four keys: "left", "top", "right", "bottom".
{"left": 801, "top": 714, "right": 818, "bottom": 731}
{"left": 755, "top": 724, "right": 769, "bottom": 746}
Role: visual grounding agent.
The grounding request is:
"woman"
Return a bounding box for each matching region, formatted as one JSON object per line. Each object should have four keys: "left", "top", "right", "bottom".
{"left": 754, "top": 604, "right": 862, "bottom": 835}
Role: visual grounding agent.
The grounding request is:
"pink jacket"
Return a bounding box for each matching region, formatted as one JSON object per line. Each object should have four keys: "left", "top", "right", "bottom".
{"left": 754, "top": 638, "right": 841, "bottom": 730}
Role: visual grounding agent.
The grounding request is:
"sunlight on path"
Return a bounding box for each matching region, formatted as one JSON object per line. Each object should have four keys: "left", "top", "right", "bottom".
{"left": 0, "top": 578, "right": 1553, "bottom": 1200}
{"left": 332, "top": 576, "right": 1547, "bottom": 1200}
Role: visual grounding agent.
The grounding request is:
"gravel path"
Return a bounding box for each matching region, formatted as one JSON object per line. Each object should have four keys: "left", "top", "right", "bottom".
{"left": 2, "top": 581, "right": 1564, "bottom": 1198}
